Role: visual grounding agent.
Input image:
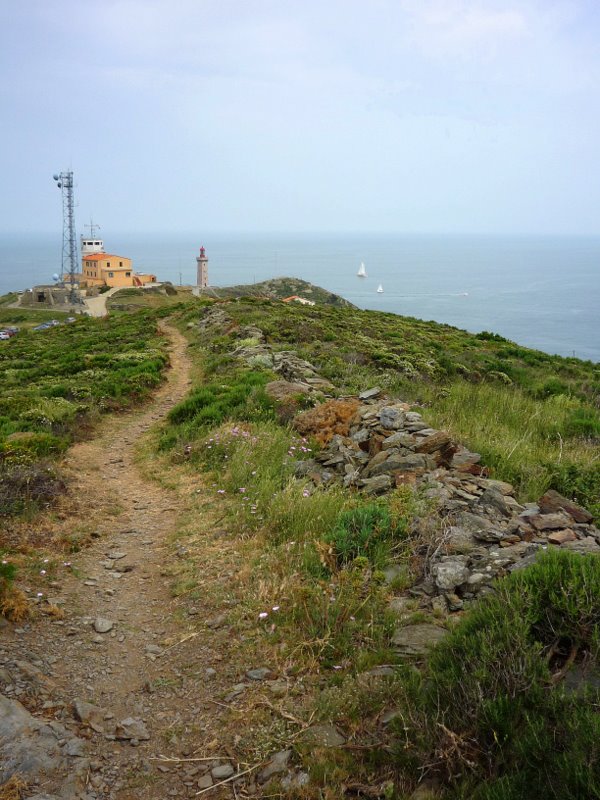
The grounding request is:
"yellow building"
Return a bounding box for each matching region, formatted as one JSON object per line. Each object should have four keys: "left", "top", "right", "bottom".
{"left": 81, "top": 254, "right": 156, "bottom": 288}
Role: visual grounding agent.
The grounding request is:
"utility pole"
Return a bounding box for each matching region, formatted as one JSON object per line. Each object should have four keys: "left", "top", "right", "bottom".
{"left": 53, "top": 171, "right": 78, "bottom": 303}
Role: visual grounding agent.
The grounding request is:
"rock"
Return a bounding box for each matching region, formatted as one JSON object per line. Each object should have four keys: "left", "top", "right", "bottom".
{"left": 382, "top": 431, "right": 416, "bottom": 450}
{"left": 246, "top": 667, "right": 272, "bottom": 681}
{"left": 378, "top": 406, "right": 406, "bottom": 430}
{"left": 359, "top": 474, "right": 392, "bottom": 494}
{"left": 0, "top": 693, "right": 87, "bottom": 788}
{"left": 538, "top": 490, "right": 593, "bottom": 524}
{"left": 562, "top": 538, "right": 600, "bottom": 555}
{"left": 265, "top": 380, "right": 311, "bottom": 402}
{"left": 93, "top": 617, "right": 114, "bottom": 634}
{"left": 305, "top": 724, "right": 346, "bottom": 747}
{"left": 145, "top": 644, "right": 163, "bottom": 655}
{"left": 445, "top": 526, "right": 477, "bottom": 554}
{"left": 362, "top": 450, "right": 392, "bottom": 476}
{"left": 211, "top": 763, "right": 235, "bottom": 779}
{"left": 106, "top": 551, "right": 127, "bottom": 560}
{"left": 432, "top": 560, "right": 469, "bottom": 591}
{"left": 414, "top": 431, "right": 452, "bottom": 454}
{"left": 528, "top": 512, "right": 574, "bottom": 531}
{"left": 258, "top": 750, "right": 292, "bottom": 783}
{"left": 115, "top": 717, "right": 150, "bottom": 741}
{"left": 547, "top": 529, "right": 578, "bottom": 545}
{"left": 368, "top": 453, "right": 429, "bottom": 477}
{"left": 392, "top": 623, "right": 448, "bottom": 655}
{"left": 197, "top": 774, "right": 213, "bottom": 789}
{"left": 478, "top": 488, "right": 514, "bottom": 518}
{"left": 73, "top": 699, "right": 107, "bottom": 733}
{"left": 452, "top": 449, "right": 482, "bottom": 470}
{"left": 358, "top": 387, "right": 382, "bottom": 401}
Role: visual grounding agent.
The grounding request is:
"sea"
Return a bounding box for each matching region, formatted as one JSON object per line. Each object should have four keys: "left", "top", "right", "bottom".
{"left": 1, "top": 232, "right": 598, "bottom": 363}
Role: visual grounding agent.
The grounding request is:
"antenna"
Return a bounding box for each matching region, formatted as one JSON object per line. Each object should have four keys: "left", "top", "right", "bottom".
{"left": 53, "top": 171, "right": 78, "bottom": 303}
{"left": 84, "top": 218, "right": 101, "bottom": 238}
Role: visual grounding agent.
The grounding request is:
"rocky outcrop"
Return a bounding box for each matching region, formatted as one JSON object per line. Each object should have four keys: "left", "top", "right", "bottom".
{"left": 0, "top": 693, "right": 88, "bottom": 797}
{"left": 293, "top": 389, "right": 599, "bottom": 610}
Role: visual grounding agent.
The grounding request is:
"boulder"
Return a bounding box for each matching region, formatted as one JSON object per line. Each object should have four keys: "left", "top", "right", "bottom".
{"left": 538, "top": 490, "right": 594, "bottom": 524}
{"left": 528, "top": 512, "right": 573, "bottom": 531}
{"left": 432, "top": 560, "right": 469, "bottom": 591}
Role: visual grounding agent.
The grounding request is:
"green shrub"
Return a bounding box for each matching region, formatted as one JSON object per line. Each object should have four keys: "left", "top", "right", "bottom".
{"left": 395, "top": 549, "right": 600, "bottom": 799}
{"left": 325, "top": 501, "right": 406, "bottom": 569}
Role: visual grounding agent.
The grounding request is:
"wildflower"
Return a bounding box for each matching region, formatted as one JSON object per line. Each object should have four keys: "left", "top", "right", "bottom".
{"left": 332, "top": 665, "right": 342, "bottom": 670}
{"left": 40, "top": 569, "right": 46, "bottom": 576}
{"left": 217, "top": 489, "right": 225, "bottom": 494}
{"left": 239, "top": 487, "right": 246, "bottom": 493}
{"left": 272, "top": 605, "right": 280, "bottom": 612}
{"left": 258, "top": 611, "right": 268, "bottom": 620}
{"left": 36, "top": 592, "right": 44, "bottom": 598}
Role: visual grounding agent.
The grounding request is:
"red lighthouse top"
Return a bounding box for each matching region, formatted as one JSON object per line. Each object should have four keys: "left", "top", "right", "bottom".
{"left": 199, "top": 246, "right": 206, "bottom": 257}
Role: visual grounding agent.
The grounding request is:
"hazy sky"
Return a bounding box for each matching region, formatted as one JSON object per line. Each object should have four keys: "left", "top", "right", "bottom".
{"left": 1, "top": 0, "right": 600, "bottom": 235}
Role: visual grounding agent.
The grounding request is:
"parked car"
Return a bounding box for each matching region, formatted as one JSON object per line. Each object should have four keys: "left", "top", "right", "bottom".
{"left": 0, "top": 331, "right": 10, "bottom": 340}
{"left": 33, "top": 323, "right": 51, "bottom": 331}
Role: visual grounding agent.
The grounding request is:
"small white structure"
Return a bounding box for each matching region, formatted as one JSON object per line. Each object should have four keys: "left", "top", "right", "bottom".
{"left": 80, "top": 221, "right": 104, "bottom": 256}
{"left": 357, "top": 262, "right": 367, "bottom": 278}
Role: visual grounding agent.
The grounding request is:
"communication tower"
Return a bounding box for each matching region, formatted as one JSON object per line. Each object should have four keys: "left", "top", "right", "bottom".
{"left": 52, "top": 171, "right": 78, "bottom": 302}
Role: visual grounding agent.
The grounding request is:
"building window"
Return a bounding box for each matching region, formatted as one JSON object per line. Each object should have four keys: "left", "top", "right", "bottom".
{"left": 119, "top": 261, "right": 123, "bottom": 267}
{"left": 125, "top": 272, "right": 131, "bottom": 276}
{"left": 108, "top": 272, "right": 114, "bottom": 278}
{"left": 107, "top": 262, "right": 110, "bottom": 267}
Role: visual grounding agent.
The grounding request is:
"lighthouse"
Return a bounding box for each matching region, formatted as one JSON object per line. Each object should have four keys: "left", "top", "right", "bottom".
{"left": 196, "top": 246, "right": 208, "bottom": 289}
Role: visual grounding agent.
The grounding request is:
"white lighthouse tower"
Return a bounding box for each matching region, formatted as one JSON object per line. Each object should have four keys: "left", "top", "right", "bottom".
{"left": 196, "top": 246, "right": 208, "bottom": 289}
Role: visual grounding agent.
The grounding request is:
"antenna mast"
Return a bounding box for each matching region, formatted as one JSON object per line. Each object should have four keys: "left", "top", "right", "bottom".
{"left": 53, "top": 171, "right": 78, "bottom": 303}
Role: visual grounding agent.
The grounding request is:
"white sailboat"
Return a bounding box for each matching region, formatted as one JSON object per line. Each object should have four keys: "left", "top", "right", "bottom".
{"left": 357, "top": 262, "right": 367, "bottom": 278}
{"left": 377, "top": 284, "right": 384, "bottom": 293}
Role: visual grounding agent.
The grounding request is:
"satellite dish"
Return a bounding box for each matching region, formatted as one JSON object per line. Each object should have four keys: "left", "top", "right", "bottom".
{"left": 52, "top": 273, "right": 60, "bottom": 282}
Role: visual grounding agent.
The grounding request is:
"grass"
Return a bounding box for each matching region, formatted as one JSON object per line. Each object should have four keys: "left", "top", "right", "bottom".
{"left": 0, "top": 310, "right": 168, "bottom": 517}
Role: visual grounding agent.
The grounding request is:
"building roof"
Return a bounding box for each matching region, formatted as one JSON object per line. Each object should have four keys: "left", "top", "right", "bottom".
{"left": 83, "top": 253, "right": 130, "bottom": 261}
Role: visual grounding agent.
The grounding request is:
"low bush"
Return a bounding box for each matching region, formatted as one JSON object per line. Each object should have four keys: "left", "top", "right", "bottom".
{"left": 325, "top": 497, "right": 412, "bottom": 569}
{"left": 395, "top": 549, "right": 600, "bottom": 799}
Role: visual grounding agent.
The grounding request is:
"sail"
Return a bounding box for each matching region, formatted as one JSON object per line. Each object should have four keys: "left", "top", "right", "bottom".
{"left": 377, "top": 284, "right": 383, "bottom": 293}
{"left": 357, "top": 262, "right": 367, "bottom": 277}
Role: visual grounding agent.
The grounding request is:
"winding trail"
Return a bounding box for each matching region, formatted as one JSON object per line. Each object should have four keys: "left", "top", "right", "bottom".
{"left": 1, "top": 324, "right": 249, "bottom": 799}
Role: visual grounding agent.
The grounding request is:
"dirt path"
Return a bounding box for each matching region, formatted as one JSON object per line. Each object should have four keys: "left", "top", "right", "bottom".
{"left": 83, "top": 287, "right": 121, "bottom": 318}
{"left": 0, "top": 324, "right": 256, "bottom": 799}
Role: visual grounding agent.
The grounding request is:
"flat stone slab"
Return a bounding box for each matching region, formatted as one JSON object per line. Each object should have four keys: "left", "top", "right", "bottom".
{"left": 392, "top": 623, "right": 448, "bottom": 655}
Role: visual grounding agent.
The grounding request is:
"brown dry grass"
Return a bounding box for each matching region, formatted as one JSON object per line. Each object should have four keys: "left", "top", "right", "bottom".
{"left": 0, "top": 586, "right": 30, "bottom": 622}
{"left": 293, "top": 399, "right": 360, "bottom": 445}
{"left": 0, "top": 775, "right": 27, "bottom": 800}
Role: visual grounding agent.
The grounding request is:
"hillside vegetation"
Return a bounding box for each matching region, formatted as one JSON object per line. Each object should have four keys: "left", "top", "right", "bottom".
{"left": 139, "top": 289, "right": 600, "bottom": 798}
{"left": 173, "top": 294, "right": 599, "bottom": 514}
{"left": 0, "top": 309, "right": 169, "bottom": 517}
{"left": 1, "top": 282, "right": 599, "bottom": 798}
